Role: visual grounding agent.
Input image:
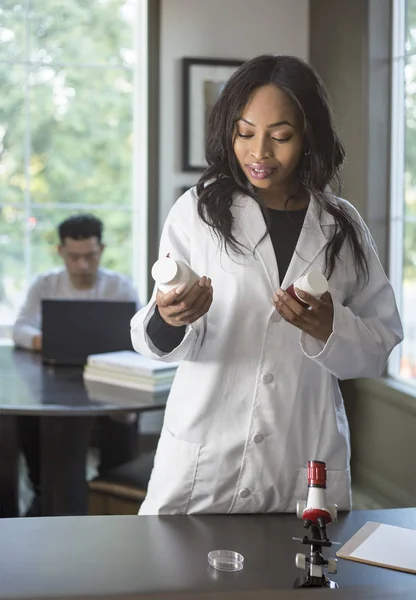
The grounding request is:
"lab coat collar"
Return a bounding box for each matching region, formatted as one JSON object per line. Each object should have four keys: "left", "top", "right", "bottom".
{"left": 232, "top": 189, "right": 336, "bottom": 291}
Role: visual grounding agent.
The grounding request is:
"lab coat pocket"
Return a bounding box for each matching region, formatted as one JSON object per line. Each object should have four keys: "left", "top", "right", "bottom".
{"left": 143, "top": 427, "right": 201, "bottom": 514}
{"left": 291, "top": 466, "right": 352, "bottom": 512}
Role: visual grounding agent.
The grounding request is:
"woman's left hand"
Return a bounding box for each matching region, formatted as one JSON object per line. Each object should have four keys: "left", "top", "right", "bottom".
{"left": 273, "top": 288, "right": 334, "bottom": 344}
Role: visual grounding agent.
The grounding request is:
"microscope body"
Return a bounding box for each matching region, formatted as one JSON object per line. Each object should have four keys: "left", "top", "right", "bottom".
{"left": 294, "top": 460, "right": 339, "bottom": 589}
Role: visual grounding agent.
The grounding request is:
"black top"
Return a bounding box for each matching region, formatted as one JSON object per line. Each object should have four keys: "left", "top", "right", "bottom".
{"left": 147, "top": 206, "right": 308, "bottom": 352}
{"left": 146, "top": 305, "right": 187, "bottom": 353}
{"left": 266, "top": 205, "right": 307, "bottom": 283}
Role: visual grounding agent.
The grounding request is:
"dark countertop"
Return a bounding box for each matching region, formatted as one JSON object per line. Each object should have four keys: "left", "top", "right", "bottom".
{"left": 0, "top": 508, "right": 415, "bottom": 598}
{"left": 5, "top": 587, "right": 416, "bottom": 600}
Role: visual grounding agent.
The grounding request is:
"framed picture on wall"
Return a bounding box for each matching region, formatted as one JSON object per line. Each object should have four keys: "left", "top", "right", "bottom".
{"left": 182, "top": 57, "right": 244, "bottom": 172}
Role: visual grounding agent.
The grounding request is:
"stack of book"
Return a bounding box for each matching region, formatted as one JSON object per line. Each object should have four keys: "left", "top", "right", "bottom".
{"left": 83, "top": 350, "right": 178, "bottom": 393}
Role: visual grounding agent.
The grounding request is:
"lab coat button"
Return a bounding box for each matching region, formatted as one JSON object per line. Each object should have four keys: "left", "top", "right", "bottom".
{"left": 239, "top": 488, "right": 251, "bottom": 498}
{"left": 252, "top": 432, "right": 264, "bottom": 443}
{"left": 262, "top": 373, "right": 274, "bottom": 384}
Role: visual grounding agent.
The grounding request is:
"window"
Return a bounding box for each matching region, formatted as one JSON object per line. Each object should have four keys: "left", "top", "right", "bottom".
{"left": 0, "top": 0, "right": 148, "bottom": 333}
{"left": 390, "top": 0, "right": 416, "bottom": 381}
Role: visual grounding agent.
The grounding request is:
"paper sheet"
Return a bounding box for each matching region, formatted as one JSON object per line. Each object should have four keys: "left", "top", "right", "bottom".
{"left": 350, "top": 523, "right": 416, "bottom": 572}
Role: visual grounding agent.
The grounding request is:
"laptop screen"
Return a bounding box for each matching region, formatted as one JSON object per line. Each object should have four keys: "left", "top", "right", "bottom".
{"left": 42, "top": 299, "right": 137, "bottom": 366}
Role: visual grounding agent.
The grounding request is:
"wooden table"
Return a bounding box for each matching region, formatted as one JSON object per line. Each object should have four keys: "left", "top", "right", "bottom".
{"left": 0, "top": 509, "right": 415, "bottom": 598}
{"left": 0, "top": 346, "right": 167, "bottom": 517}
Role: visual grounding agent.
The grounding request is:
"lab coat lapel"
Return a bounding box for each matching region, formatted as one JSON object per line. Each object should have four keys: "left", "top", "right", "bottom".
{"left": 231, "top": 193, "right": 335, "bottom": 291}
{"left": 281, "top": 196, "right": 335, "bottom": 289}
{"left": 231, "top": 194, "right": 280, "bottom": 292}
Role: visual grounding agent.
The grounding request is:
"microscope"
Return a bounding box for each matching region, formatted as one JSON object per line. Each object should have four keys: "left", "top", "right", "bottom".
{"left": 293, "top": 460, "right": 339, "bottom": 589}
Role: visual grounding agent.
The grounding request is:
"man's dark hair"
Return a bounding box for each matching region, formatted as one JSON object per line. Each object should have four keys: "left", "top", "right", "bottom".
{"left": 58, "top": 214, "right": 103, "bottom": 244}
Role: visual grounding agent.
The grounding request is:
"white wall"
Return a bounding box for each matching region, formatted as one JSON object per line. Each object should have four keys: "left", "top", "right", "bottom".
{"left": 158, "top": 0, "right": 310, "bottom": 231}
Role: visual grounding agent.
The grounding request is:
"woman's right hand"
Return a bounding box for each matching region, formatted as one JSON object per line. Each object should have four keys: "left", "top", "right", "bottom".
{"left": 156, "top": 276, "right": 213, "bottom": 327}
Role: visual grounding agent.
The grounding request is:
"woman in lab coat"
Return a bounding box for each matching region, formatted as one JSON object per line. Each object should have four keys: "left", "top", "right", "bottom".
{"left": 131, "top": 55, "right": 403, "bottom": 515}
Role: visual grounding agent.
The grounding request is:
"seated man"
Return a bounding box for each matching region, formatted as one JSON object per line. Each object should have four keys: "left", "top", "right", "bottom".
{"left": 13, "top": 213, "right": 141, "bottom": 516}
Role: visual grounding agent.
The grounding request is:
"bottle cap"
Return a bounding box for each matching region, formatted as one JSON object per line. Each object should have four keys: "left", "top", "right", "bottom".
{"left": 298, "top": 271, "right": 328, "bottom": 296}
{"left": 151, "top": 258, "right": 178, "bottom": 285}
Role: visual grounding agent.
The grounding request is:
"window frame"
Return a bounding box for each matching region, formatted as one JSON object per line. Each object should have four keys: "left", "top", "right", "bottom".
{"left": 389, "top": 0, "right": 406, "bottom": 377}
{"left": 0, "top": 0, "right": 150, "bottom": 337}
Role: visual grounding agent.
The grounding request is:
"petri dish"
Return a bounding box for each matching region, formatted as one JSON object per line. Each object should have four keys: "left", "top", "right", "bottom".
{"left": 208, "top": 549, "right": 244, "bottom": 572}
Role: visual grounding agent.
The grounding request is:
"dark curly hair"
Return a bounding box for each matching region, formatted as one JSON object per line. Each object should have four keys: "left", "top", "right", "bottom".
{"left": 196, "top": 54, "right": 368, "bottom": 283}
{"left": 58, "top": 214, "right": 103, "bottom": 244}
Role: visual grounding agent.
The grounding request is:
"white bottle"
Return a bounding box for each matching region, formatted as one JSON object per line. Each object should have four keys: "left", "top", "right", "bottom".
{"left": 286, "top": 269, "right": 328, "bottom": 307}
{"left": 151, "top": 257, "right": 200, "bottom": 294}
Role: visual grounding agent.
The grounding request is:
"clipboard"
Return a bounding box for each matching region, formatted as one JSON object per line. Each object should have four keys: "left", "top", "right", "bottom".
{"left": 337, "top": 521, "right": 416, "bottom": 574}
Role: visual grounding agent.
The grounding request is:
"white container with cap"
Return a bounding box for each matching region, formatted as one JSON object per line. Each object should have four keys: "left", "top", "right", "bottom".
{"left": 285, "top": 269, "right": 328, "bottom": 308}
{"left": 151, "top": 257, "right": 200, "bottom": 294}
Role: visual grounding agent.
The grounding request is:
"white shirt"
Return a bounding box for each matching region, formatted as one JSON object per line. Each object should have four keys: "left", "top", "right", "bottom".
{"left": 13, "top": 267, "right": 140, "bottom": 350}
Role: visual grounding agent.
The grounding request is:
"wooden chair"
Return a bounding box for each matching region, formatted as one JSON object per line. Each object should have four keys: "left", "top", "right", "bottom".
{"left": 88, "top": 450, "right": 155, "bottom": 515}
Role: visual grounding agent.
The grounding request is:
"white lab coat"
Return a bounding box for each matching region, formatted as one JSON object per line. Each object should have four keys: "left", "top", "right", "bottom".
{"left": 131, "top": 189, "right": 403, "bottom": 515}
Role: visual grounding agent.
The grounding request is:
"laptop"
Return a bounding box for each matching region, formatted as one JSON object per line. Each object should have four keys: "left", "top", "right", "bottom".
{"left": 42, "top": 299, "right": 137, "bottom": 366}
